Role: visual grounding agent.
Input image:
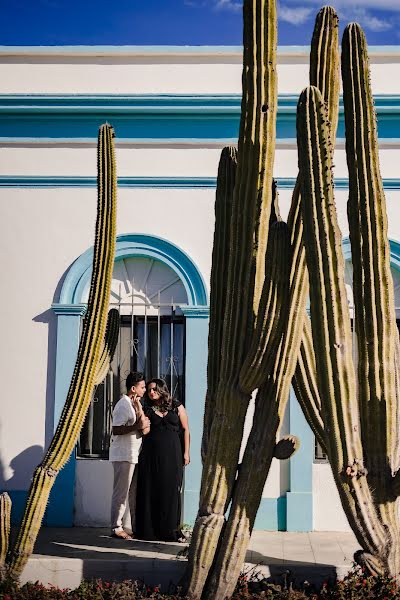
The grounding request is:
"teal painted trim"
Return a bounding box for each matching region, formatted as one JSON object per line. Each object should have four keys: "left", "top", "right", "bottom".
{"left": 181, "top": 306, "right": 210, "bottom": 318}
{"left": 60, "top": 234, "right": 208, "bottom": 307}
{"left": 286, "top": 388, "right": 313, "bottom": 532}
{"left": 1, "top": 93, "right": 399, "bottom": 112}
{"left": 1, "top": 94, "right": 400, "bottom": 140}
{"left": 47, "top": 310, "right": 82, "bottom": 526}
{"left": 51, "top": 302, "right": 87, "bottom": 316}
{"left": 254, "top": 497, "right": 287, "bottom": 531}
{"left": 183, "top": 314, "right": 208, "bottom": 525}
{"left": 3, "top": 176, "right": 400, "bottom": 190}
{"left": 0, "top": 176, "right": 218, "bottom": 188}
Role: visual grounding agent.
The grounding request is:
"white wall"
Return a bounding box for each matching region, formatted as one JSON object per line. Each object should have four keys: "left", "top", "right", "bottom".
{"left": 1, "top": 48, "right": 400, "bottom": 531}
{"left": 0, "top": 50, "right": 399, "bottom": 95}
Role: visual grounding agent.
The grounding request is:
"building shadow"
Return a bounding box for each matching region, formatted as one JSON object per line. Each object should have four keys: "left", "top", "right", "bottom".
{"left": 32, "top": 309, "right": 57, "bottom": 449}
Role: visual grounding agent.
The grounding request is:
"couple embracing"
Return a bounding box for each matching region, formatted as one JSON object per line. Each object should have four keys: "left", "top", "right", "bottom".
{"left": 110, "top": 371, "right": 190, "bottom": 542}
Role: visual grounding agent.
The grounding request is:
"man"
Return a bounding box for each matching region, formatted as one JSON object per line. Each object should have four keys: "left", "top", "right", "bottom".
{"left": 109, "top": 371, "right": 150, "bottom": 540}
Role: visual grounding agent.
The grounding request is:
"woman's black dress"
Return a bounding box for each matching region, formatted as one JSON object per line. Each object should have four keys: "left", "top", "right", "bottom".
{"left": 136, "top": 401, "right": 183, "bottom": 541}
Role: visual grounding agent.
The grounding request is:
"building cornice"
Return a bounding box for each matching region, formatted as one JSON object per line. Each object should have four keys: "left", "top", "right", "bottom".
{"left": 0, "top": 45, "right": 399, "bottom": 58}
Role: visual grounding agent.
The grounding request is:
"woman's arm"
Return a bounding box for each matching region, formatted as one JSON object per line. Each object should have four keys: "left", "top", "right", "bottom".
{"left": 178, "top": 405, "right": 190, "bottom": 465}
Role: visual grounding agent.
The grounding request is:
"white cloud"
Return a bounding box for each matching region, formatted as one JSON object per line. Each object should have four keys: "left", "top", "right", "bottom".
{"left": 214, "top": 0, "right": 242, "bottom": 11}
{"left": 278, "top": 1, "right": 395, "bottom": 32}
{"left": 284, "top": 0, "right": 400, "bottom": 11}
{"left": 279, "top": 4, "right": 313, "bottom": 24}
{"left": 344, "top": 7, "right": 392, "bottom": 31}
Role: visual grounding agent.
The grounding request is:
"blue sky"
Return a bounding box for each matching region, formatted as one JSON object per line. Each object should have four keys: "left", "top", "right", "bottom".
{"left": 1, "top": 0, "right": 399, "bottom": 46}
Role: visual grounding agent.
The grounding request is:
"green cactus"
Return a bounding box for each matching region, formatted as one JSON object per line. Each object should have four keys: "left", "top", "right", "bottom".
{"left": 94, "top": 308, "right": 120, "bottom": 385}
{"left": 0, "top": 493, "right": 11, "bottom": 574}
{"left": 201, "top": 146, "right": 237, "bottom": 463}
{"left": 184, "top": 1, "right": 278, "bottom": 595}
{"left": 296, "top": 22, "right": 400, "bottom": 576}
{"left": 2, "top": 124, "right": 117, "bottom": 580}
{"left": 184, "top": 5, "right": 341, "bottom": 599}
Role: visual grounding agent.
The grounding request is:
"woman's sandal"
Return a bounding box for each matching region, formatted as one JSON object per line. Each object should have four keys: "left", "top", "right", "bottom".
{"left": 111, "top": 529, "right": 133, "bottom": 540}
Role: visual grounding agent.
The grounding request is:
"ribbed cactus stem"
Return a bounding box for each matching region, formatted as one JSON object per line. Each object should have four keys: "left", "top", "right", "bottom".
{"left": 288, "top": 6, "right": 339, "bottom": 456}
{"left": 0, "top": 493, "right": 11, "bottom": 574}
{"left": 202, "top": 146, "right": 237, "bottom": 463}
{"left": 7, "top": 124, "right": 117, "bottom": 579}
{"left": 239, "top": 217, "right": 291, "bottom": 392}
{"left": 94, "top": 308, "right": 120, "bottom": 385}
{"left": 342, "top": 23, "right": 398, "bottom": 481}
{"left": 298, "top": 84, "right": 391, "bottom": 568}
{"left": 184, "top": 0, "right": 277, "bottom": 596}
{"left": 205, "top": 222, "right": 298, "bottom": 600}
{"left": 298, "top": 85, "right": 358, "bottom": 476}
{"left": 310, "top": 6, "right": 340, "bottom": 144}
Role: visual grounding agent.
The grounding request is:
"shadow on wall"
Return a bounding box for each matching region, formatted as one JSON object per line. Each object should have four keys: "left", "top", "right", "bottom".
{"left": 32, "top": 308, "right": 58, "bottom": 449}
{"left": 0, "top": 443, "right": 44, "bottom": 526}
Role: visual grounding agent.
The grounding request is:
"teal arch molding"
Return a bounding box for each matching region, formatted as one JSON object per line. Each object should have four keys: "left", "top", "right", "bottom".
{"left": 59, "top": 234, "right": 208, "bottom": 307}
{"left": 49, "top": 233, "right": 209, "bottom": 527}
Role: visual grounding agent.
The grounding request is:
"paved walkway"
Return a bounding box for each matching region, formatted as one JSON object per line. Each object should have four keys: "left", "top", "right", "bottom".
{"left": 20, "top": 528, "right": 360, "bottom": 590}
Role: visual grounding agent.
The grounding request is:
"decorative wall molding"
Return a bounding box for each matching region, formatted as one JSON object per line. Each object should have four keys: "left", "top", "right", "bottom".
{"left": 2, "top": 175, "right": 400, "bottom": 190}
{"left": 1, "top": 94, "right": 400, "bottom": 141}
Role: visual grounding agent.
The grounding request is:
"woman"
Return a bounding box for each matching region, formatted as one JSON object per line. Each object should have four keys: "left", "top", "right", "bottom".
{"left": 136, "top": 378, "right": 190, "bottom": 542}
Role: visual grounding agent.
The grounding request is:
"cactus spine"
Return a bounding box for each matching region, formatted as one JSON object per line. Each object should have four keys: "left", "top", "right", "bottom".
{"left": 3, "top": 124, "right": 117, "bottom": 580}
{"left": 296, "top": 20, "right": 400, "bottom": 574}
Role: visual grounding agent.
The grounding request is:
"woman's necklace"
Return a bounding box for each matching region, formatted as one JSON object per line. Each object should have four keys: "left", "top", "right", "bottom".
{"left": 152, "top": 402, "right": 170, "bottom": 414}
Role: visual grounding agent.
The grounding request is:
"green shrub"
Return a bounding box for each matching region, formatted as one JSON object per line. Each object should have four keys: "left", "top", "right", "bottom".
{"left": 1, "top": 568, "right": 399, "bottom": 599}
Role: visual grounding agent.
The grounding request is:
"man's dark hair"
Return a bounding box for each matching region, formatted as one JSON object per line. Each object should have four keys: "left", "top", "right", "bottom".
{"left": 126, "top": 371, "right": 145, "bottom": 391}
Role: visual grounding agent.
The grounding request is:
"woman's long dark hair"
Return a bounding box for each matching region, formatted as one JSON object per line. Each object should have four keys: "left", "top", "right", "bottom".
{"left": 147, "top": 378, "right": 173, "bottom": 409}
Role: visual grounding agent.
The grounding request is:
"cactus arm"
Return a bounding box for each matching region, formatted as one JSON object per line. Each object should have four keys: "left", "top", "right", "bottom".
{"left": 342, "top": 23, "right": 398, "bottom": 480}
{"left": 252, "top": 0, "right": 278, "bottom": 312}
{"left": 239, "top": 218, "right": 291, "bottom": 392}
{"left": 310, "top": 6, "right": 340, "bottom": 144}
{"left": 0, "top": 493, "right": 11, "bottom": 574}
{"left": 201, "top": 147, "right": 237, "bottom": 462}
{"left": 7, "top": 124, "right": 117, "bottom": 579}
{"left": 297, "top": 85, "right": 358, "bottom": 477}
{"left": 287, "top": 6, "right": 339, "bottom": 456}
{"left": 293, "top": 317, "right": 326, "bottom": 453}
{"left": 94, "top": 308, "right": 120, "bottom": 386}
{"left": 298, "top": 85, "right": 392, "bottom": 566}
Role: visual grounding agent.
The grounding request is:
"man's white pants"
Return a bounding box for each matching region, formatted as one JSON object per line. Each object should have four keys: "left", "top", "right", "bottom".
{"left": 111, "top": 461, "right": 138, "bottom": 533}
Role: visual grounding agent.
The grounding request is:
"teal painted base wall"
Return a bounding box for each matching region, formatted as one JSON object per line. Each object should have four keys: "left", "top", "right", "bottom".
{"left": 254, "top": 497, "right": 287, "bottom": 531}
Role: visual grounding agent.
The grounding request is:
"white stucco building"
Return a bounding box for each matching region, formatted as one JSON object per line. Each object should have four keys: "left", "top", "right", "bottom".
{"left": 1, "top": 44, "right": 400, "bottom": 532}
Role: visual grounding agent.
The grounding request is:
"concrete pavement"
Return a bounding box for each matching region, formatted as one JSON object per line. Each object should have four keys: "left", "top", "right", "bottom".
{"left": 18, "top": 528, "right": 361, "bottom": 590}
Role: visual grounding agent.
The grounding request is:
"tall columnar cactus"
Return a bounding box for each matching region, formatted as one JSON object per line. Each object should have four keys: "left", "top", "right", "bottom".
{"left": 1, "top": 124, "right": 117, "bottom": 580}
{"left": 201, "top": 146, "right": 237, "bottom": 463}
{"left": 184, "top": 5, "right": 341, "bottom": 599}
{"left": 184, "top": 1, "right": 277, "bottom": 596}
{"left": 296, "top": 23, "right": 400, "bottom": 576}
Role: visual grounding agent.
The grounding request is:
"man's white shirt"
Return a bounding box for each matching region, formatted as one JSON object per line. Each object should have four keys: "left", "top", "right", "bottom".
{"left": 109, "top": 395, "right": 142, "bottom": 463}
